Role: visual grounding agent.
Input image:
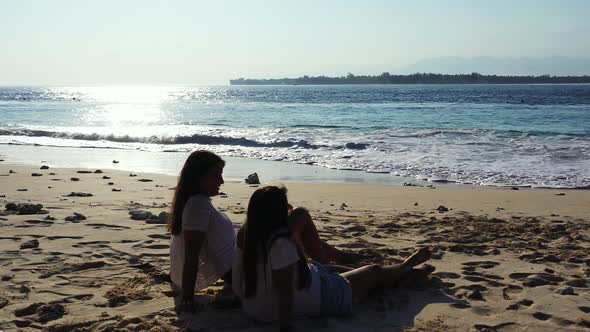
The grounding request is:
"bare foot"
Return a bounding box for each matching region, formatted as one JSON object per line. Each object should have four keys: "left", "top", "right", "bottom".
{"left": 397, "top": 264, "right": 436, "bottom": 288}
{"left": 210, "top": 286, "right": 241, "bottom": 309}
{"left": 403, "top": 247, "right": 431, "bottom": 268}
{"left": 419, "top": 263, "right": 436, "bottom": 275}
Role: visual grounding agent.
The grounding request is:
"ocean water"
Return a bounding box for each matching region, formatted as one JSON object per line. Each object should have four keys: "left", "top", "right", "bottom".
{"left": 0, "top": 85, "right": 589, "bottom": 188}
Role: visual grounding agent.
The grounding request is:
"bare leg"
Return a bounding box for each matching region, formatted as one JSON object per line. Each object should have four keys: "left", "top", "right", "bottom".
{"left": 322, "top": 264, "right": 354, "bottom": 273}
{"left": 221, "top": 269, "right": 232, "bottom": 285}
{"left": 341, "top": 247, "right": 431, "bottom": 300}
{"left": 396, "top": 264, "right": 437, "bottom": 288}
{"left": 210, "top": 270, "right": 241, "bottom": 309}
{"left": 288, "top": 208, "right": 362, "bottom": 264}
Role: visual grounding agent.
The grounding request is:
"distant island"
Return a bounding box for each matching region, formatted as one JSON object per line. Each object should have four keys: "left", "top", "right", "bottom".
{"left": 230, "top": 73, "right": 590, "bottom": 85}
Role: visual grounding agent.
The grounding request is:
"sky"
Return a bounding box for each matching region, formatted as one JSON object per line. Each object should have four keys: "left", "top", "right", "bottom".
{"left": 1, "top": 0, "right": 589, "bottom": 85}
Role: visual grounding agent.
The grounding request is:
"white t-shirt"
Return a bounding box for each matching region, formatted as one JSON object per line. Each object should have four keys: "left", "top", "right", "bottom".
{"left": 169, "top": 194, "right": 236, "bottom": 290}
{"left": 232, "top": 236, "right": 321, "bottom": 322}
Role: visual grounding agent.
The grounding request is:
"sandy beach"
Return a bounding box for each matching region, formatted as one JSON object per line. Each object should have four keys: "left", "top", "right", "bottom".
{"left": 1, "top": 163, "right": 589, "bottom": 331}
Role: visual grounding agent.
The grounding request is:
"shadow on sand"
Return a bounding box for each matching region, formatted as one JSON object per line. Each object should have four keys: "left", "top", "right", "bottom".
{"left": 174, "top": 287, "right": 460, "bottom": 331}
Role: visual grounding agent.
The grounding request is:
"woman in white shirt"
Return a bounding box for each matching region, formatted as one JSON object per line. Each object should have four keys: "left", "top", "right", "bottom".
{"left": 167, "top": 150, "right": 236, "bottom": 312}
{"left": 168, "top": 150, "right": 364, "bottom": 314}
{"left": 233, "top": 186, "right": 434, "bottom": 331}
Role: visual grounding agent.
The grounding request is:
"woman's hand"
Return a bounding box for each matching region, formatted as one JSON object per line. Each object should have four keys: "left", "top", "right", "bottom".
{"left": 279, "top": 322, "right": 294, "bottom": 332}
{"left": 181, "top": 230, "right": 206, "bottom": 313}
{"left": 179, "top": 295, "right": 198, "bottom": 313}
{"left": 272, "top": 264, "right": 295, "bottom": 332}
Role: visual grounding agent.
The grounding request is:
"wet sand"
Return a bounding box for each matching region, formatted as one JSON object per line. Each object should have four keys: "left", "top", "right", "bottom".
{"left": 0, "top": 163, "right": 589, "bottom": 331}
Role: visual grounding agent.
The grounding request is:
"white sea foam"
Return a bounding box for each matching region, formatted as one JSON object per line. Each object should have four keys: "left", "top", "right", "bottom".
{"left": 1, "top": 85, "right": 589, "bottom": 188}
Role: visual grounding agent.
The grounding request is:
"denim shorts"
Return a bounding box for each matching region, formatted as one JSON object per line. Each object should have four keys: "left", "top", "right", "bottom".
{"left": 314, "top": 263, "right": 353, "bottom": 316}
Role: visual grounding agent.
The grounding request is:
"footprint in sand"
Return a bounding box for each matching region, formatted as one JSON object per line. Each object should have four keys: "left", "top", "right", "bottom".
{"left": 518, "top": 251, "right": 549, "bottom": 263}
{"left": 1, "top": 275, "right": 14, "bottom": 282}
{"left": 508, "top": 272, "right": 534, "bottom": 279}
{"left": 557, "top": 319, "right": 579, "bottom": 327}
{"left": 509, "top": 272, "right": 564, "bottom": 287}
{"left": 61, "top": 294, "right": 95, "bottom": 303}
{"left": 118, "top": 239, "right": 140, "bottom": 243}
{"left": 39, "top": 261, "right": 107, "bottom": 279}
{"left": 139, "top": 244, "right": 169, "bottom": 250}
{"left": 433, "top": 272, "right": 462, "bottom": 279}
{"left": 14, "top": 302, "right": 66, "bottom": 324}
{"left": 466, "top": 290, "right": 485, "bottom": 301}
{"left": 565, "top": 278, "right": 587, "bottom": 288}
{"left": 532, "top": 311, "right": 552, "bottom": 321}
{"left": 460, "top": 261, "right": 505, "bottom": 287}
{"left": 138, "top": 252, "right": 169, "bottom": 258}
{"left": 0, "top": 236, "right": 21, "bottom": 241}
{"left": 470, "top": 306, "right": 493, "bottom": 316}
{"left": 13, "top": 320, "right": 31, "bottom": 328}
{"left": 132, "top": 240, "right": 153, "bottom": 247}
{"left": 0, "top": 297, "right": 9, "bottom": 309}
{"left": 94, "top": 251, "right": 124, "bottom": 259}
{"left": 473, "top": 322, "right": 518, "bottom": 331}
{"left": 23, "top": 219, "right": 54, "bottom": 226}
{"left": 68, "top": 279, "right": 102, "bottom": 288}
{"left": 462, "top": 260, "right": 500, "bottom": 269}
{"left": 463, "top": 273, "right": 505, "bottom": 288}
{"left": 47, "top": 255, "right": 66, "bottom": 263}
{"left": 462, "top": 276, "right": 504, "bottom": 287}
{"left": 147, "top": 234, "right": 170, "bottom": 240}
{"left": 73, "top": 241, "right": 111, "bottom": 249}
{"left": 14, "top": 303, "right": 43, "bottom": 316}
{"left": 15, "top": 234, "right": 45, "bottom": 239}
{"left": 450, "top": 302, "right": 471, "bottom": 309}
{"left": 449, "top": 284, "right": 488, "bottom": 299}
{"left": 345, "top": 224, "right": 366, "bottom": 231}
{"left": 447, "top": 244, "right": 490, "bottom": 255}
{"left": 506, "top": 298, "right": 533, "bottom": 310}
{"left": 47, "top": 236, "right": 84, "bottom": 240}
{"left": 84, "top": 223, "right": 130, "bottom": 230}
{"left": 502, "top": 285, "right": 524, "bottom": 300}
{"left": 464, "top": 272, "right": 505, "bottom": 281}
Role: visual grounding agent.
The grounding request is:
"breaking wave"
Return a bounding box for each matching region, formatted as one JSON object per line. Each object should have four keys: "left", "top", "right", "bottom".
{"left": 0, "top": 128, "right": 370, "bottom": 150}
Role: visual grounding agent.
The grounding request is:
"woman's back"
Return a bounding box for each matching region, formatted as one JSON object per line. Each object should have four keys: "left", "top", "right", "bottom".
{"left": 232, "top": 236, "right": 321, "bottom": 322}
{"left": 170, "top": 194, "right": 235, "bottom": 290}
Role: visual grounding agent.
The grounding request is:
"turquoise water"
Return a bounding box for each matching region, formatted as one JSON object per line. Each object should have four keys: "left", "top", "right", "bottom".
{"left": 0, "top": 85, "right": 589, "bottom": 188}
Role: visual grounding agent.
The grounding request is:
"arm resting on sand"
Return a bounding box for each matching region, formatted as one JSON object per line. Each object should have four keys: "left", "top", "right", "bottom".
{"left": 236, "top": 226, "right": 245, "bottom": 250}
{"left": 272, "top": 263, "right": 296, "bottom": 331}
{"left": 182, "top": 230, "right": 206, "bottom": 310}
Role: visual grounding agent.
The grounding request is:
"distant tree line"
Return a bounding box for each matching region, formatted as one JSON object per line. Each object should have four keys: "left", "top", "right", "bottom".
{"left": 230, "top": 72, "right": 590, "bottom": 85}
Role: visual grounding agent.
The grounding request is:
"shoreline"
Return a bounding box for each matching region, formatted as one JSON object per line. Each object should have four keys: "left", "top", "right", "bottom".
{"left": 2, "top": 143, "right": 587, "bottom": 190}
{"left": 2, "top": 162, "right": 590, "bottom": 218}
{"left": 0, "top": 143, "right": 445, "bottom": 188}
{"left": 2, "top": 161, "right": 590, "bottom": 223}
{"left": 0, "top": 163, "right": 589, "bottom": 331}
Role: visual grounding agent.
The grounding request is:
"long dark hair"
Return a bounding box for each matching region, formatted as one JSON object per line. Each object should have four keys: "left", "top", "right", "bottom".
{"left": 242, "top": 185, "right": 311, "bottom": 298}
{"left": 166, "top": 150, "right": 225, "bottom": 235}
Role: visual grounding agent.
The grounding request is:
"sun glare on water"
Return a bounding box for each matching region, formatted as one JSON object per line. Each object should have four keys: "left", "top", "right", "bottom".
{"left": 64, "top": 86, "right": 180, "bottom": 126}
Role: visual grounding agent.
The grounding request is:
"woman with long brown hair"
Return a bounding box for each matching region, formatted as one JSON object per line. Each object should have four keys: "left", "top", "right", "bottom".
{"left": 169, "top": 150, "right": 365, "bottom": 313}
{"left": 233, "top": 186, "right": 434, "bottom": 331}
{"left": 167, "top": 150, "right": 235, "bottom": 312}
